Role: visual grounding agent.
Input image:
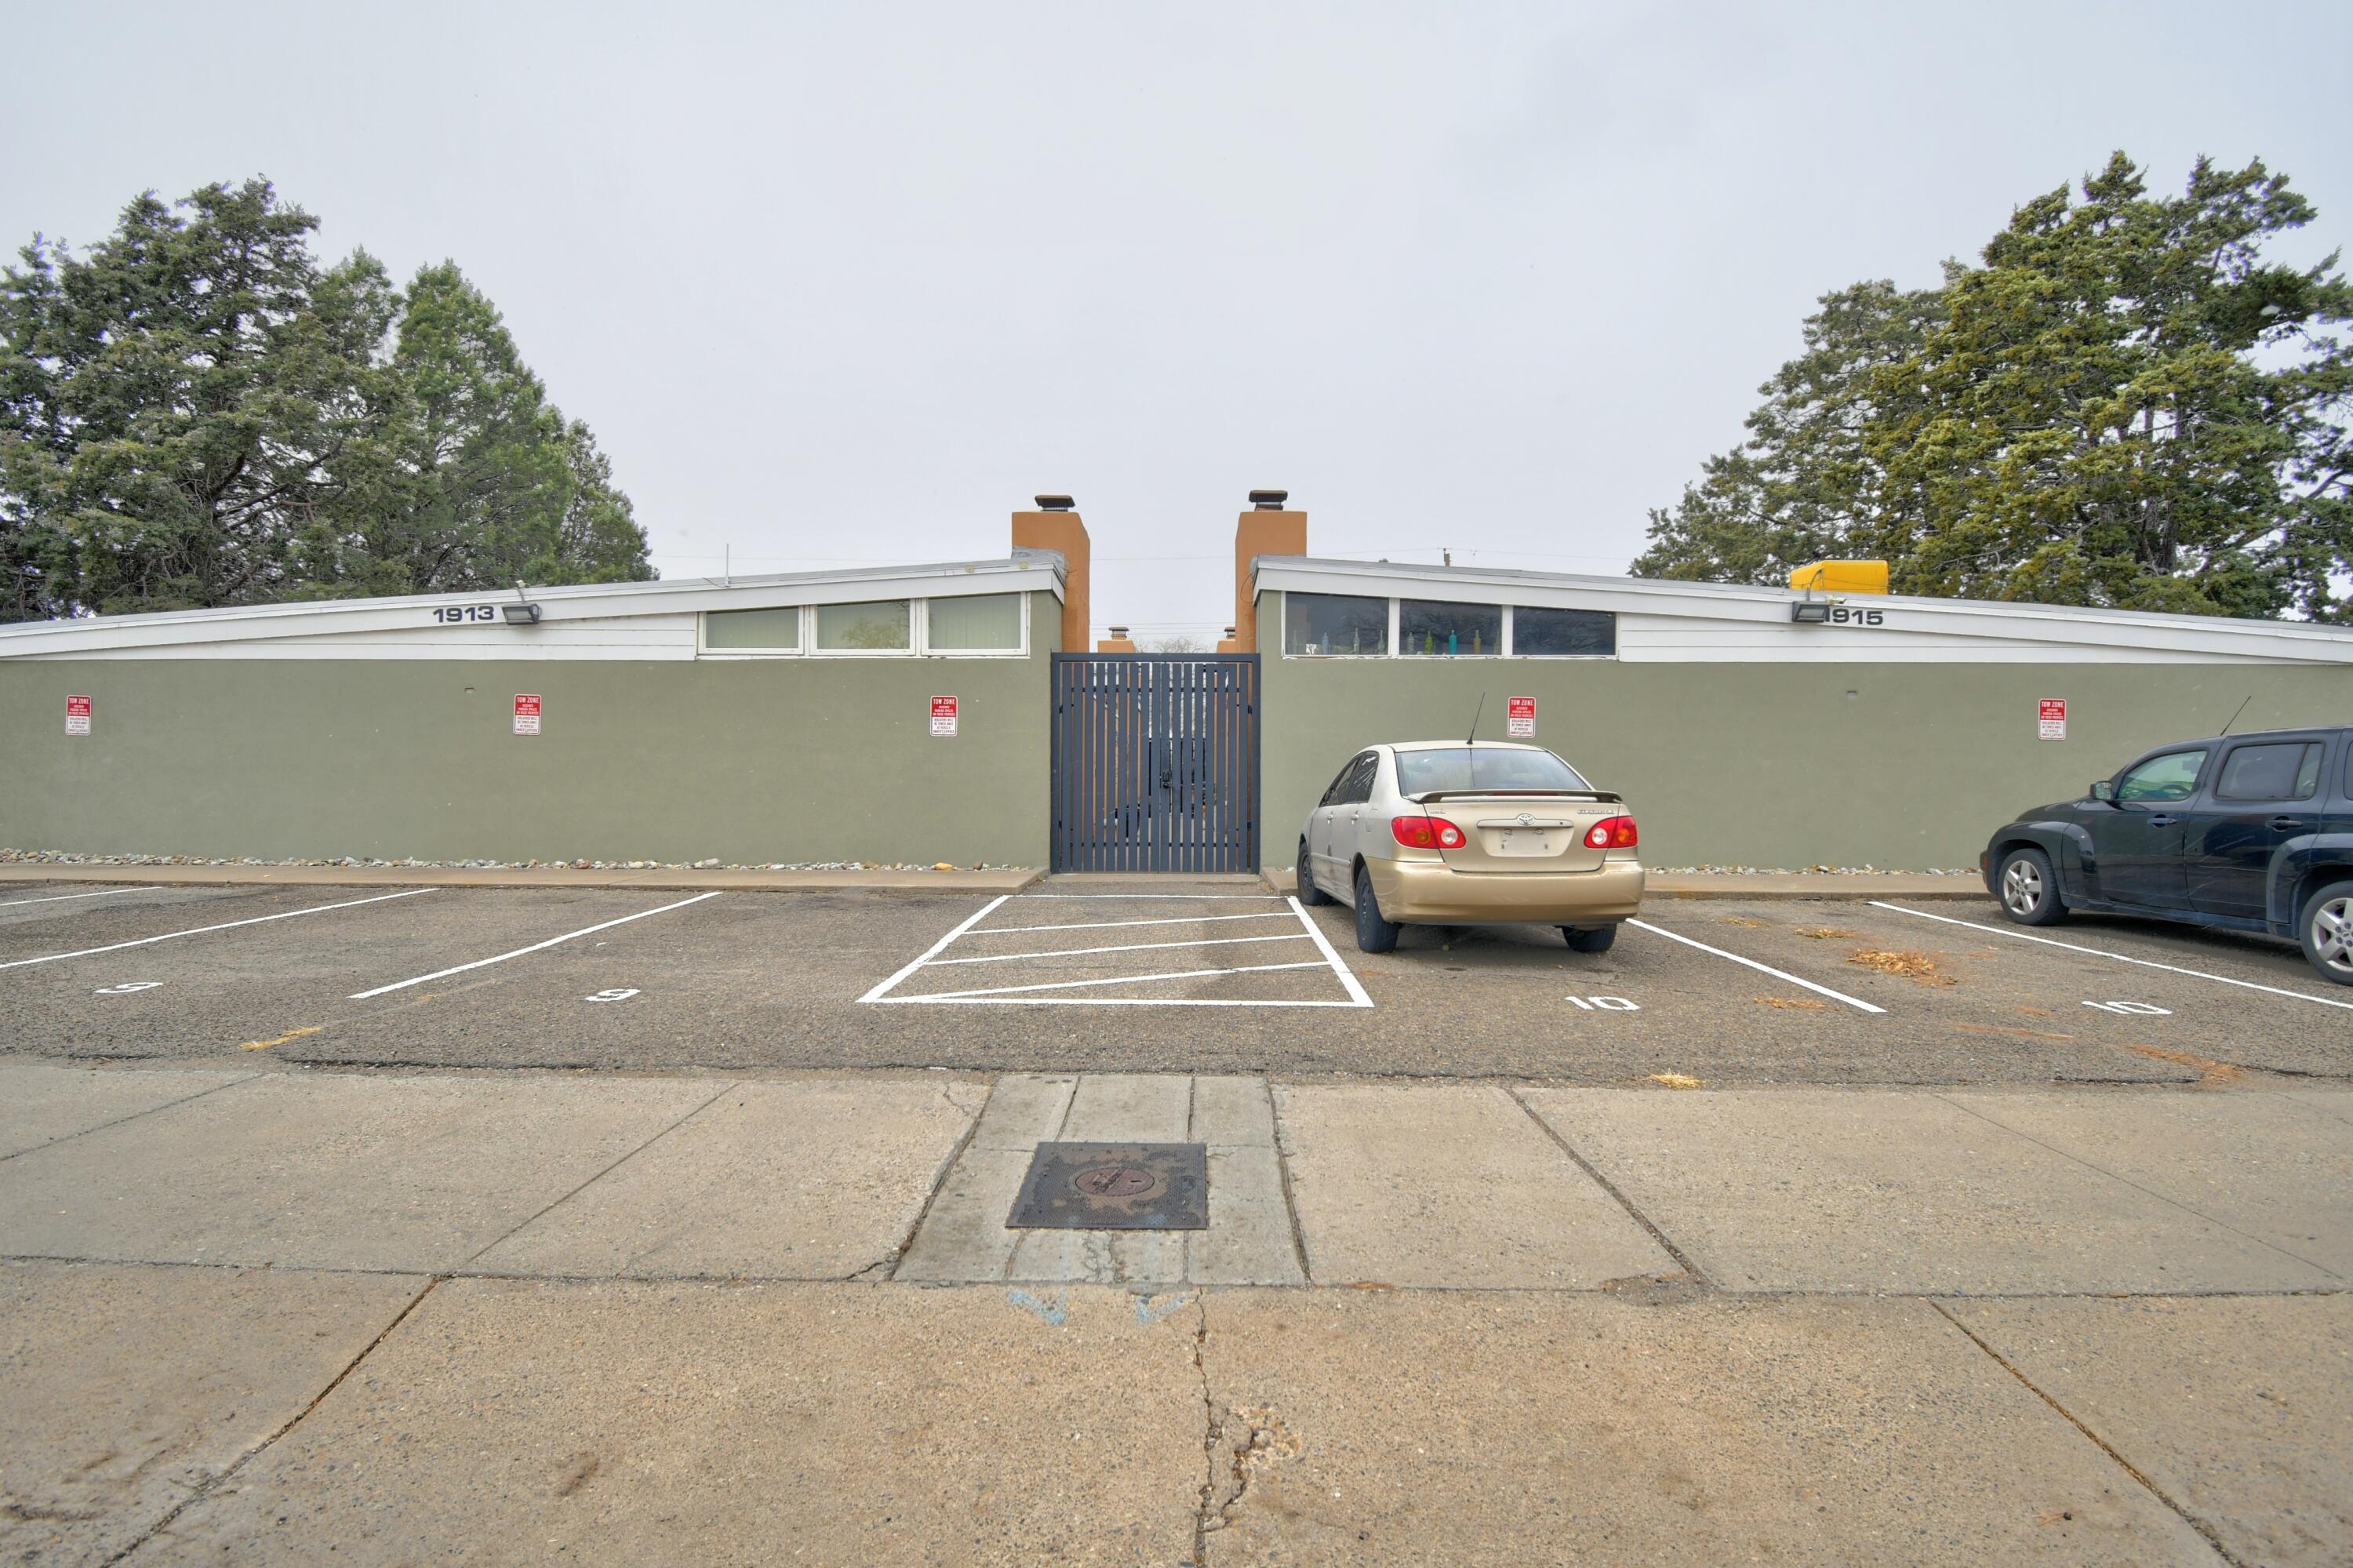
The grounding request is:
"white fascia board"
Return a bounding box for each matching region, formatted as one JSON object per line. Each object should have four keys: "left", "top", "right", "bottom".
{"left": 0, "top": 557, "right": 1063, "bottom": 659}
{"left": 1252, "top": 556, "right": 2353, "bottom": 664}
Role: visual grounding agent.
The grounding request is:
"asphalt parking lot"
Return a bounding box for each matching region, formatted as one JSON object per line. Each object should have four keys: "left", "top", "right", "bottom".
{"left": 0, "top": 876, "right": 2346, "bottom": 1084}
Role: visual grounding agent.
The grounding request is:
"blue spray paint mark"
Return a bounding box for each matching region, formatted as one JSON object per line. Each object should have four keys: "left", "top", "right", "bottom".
{"left": 1133, "top": 1291, "right": 1192, "bottom": 1324}
{"left": 1006, "top": 1287, "right": 1068, "bottom": 1326}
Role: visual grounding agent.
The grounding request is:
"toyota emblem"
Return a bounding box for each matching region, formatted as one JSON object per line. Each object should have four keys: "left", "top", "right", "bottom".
{"left": 1517, "top": 812, "right": 1533, "bottom": 826}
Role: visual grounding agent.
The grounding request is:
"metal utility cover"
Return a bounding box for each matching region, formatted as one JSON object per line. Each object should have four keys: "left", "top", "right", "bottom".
{"left": 1007, "top": 1142, "right": 1209, "bottom": 1231}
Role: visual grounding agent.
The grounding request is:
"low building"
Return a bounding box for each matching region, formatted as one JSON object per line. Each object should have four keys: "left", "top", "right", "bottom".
{"left": 5, "top": 492, "right": 2349, "bottom": 871}
{"left": 0, "top": 556, "right": 1067, "bottom": 867}
{"left": 1249, "top": 556, "right": 2353, "bottom": 868}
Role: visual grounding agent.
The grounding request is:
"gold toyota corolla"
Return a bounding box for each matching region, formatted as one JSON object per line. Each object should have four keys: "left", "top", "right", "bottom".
{"left": 1295, "top": 740, "right": 1644, "bottom": 953}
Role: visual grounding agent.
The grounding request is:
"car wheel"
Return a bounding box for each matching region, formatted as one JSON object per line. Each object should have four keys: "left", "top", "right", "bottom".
{"left": 1353, "top": 865, "right": 1400, "bottom": 954}
{"left": 1297, "top": 842, "right": 1333, "bottom": 905}
{"left": 1562, "top": 925, "right": 1617, "bottom": 953}
{"left": 1996, "top": 846, "right": 2067, "bottom": 926}
{"left": 2297, "top": 879, "right": 2353, "bottom": 986}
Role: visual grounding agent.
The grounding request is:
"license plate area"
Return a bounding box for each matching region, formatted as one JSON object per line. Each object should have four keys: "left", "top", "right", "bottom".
{"left": 1491, "top": 830, "right": 1553, "bottom": 857}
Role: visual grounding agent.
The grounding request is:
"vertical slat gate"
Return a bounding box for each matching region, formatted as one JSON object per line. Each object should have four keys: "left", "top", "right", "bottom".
{"left": 1050, "top": 653, "right": 1259, "bottom": 873}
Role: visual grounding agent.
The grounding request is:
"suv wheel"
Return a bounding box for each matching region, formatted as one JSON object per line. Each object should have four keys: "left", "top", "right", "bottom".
{"left": 1353, "top": 865, "right": 1401, "bottom": 954}
{"left": 1997, "top": 846, "right": 2066, "bottom": 926}
{"left": 1297, "top": 841, "right": 1333, "bottom": 905}
{"left": 2298, "top": 879, "right": 2353, "bottom": 986}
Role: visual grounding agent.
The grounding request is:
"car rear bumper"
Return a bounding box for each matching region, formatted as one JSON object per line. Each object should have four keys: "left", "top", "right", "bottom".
{"left": 1369, "top": 857, "right": 1646, "bottom": 924}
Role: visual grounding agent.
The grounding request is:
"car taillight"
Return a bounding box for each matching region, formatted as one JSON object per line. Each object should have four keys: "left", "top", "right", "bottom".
{"left": 1391, "top": 815, "right": 1467, "bottom": 849}
{"left": 1584, "top": 815, "right": 1638, "bottom": 849}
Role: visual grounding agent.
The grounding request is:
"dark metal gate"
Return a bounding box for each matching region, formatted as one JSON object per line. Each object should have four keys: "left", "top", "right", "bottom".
{"left": 1050, "top": 654, "right": 1260, "bottom": 873}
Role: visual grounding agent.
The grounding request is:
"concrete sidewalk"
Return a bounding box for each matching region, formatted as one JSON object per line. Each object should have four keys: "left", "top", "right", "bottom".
{"left": 2, "top": 1060, "right": 2346, "bottom": 1563}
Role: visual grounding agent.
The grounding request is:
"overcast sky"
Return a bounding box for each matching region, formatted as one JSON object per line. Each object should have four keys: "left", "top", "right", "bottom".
{"left": 10, "top": 2, "right": 2351, "bottom": 641}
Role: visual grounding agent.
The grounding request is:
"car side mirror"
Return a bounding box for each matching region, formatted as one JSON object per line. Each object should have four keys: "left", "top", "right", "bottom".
{"left": 2090, "top": 780, "right": 2114, "bottom": 802}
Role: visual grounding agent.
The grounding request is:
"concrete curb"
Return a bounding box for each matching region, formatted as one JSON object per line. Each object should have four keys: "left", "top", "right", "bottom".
{"left": 0, "top": 865, "right": 1046, "bottom": 896}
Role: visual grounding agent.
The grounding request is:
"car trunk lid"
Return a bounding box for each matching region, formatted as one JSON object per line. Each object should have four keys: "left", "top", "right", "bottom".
{"left": 1416, "top": 791, "right": 1623, "bottom": 875}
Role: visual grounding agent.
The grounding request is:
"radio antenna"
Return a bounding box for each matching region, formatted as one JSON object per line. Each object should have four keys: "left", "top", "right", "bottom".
{"left": 1465, "top": 692, "right": 1486, "bottom": 746}
{"left": 2218, "top": 695, "right": 2253, "bottom": 737}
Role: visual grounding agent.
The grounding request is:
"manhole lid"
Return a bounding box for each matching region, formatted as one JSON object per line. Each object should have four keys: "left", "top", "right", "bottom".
{"left": 1007, "top": 1142, "right": 1209, "bottom": 1231}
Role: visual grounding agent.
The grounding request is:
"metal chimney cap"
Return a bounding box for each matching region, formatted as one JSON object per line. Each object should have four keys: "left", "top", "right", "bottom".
{"left": 1034, "top": 493, "right": 1075, "bottom": 511}
{"left": 1248, "top": 489, "right": 1289, "bottom": 510}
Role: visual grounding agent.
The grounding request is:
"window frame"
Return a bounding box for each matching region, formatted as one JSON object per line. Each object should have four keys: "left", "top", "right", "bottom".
{"left": 1507, "top": 604, "right": 1619, "bottom": 660}
{"left": 1282, "top": 591, "right": 1394, "bottom": 658}
{"left": 2212, "top": 740, "right": 2323, "bottom": 803}
{"left": 2115, "top": 748, "right": 2210, "bottom": 805}
{"left": 921, "top": 592, "right": 1029, "bottom": 656}
{"left": 1397, "top": 598, "right": 1503, "bottom": 659}
{"left": 700, "top": 594, "right": 1032, "bottom": 660}
{"left": 1278, "top": 594, "right": 1618, "bottom": 660}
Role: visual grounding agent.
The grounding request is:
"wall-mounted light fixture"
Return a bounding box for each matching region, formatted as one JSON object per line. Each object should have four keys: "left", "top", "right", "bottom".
{"left": 1791, "top": 601, "right": 1832, "bottom": 624}
{"left": 504, "top": 580, "right": 541, "bottom": 624}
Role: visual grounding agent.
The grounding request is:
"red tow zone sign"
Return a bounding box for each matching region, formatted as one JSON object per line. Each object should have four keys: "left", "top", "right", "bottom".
{"left": 64, "top": 694, "right": 91, "bottom": 736}
{"left": 1507, "top": 696, "right": 1535, "bottom": 738}
{"left": 514, "top": 693, "right": 541, "bottom": 735}
{"left": 931, "top": 695, "right": 959, "bottom": 737}
{"left": 2038, "top": 698, "right": 2067, "bottom": 740}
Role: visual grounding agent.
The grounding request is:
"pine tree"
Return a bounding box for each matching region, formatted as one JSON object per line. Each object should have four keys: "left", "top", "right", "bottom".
{"left": 1639, "top": 155, "right": 2353, "bottom": 620}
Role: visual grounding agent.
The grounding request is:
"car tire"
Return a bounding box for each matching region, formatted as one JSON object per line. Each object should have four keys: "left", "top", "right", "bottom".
{"left": 2297, "top": 879, "right": 2353, "bottom": 986}
{"left": 1996, "top": 846, "right": 2067, "bottom": 926}
{"left": 1562, "top": 925, "right": 1617, "bottom": 953}
{"left": 1353, "top": 865, "right": 1400, "bottom": 954}
{"left": 1297, "top": 842, "right": 1333, "bottom": 905}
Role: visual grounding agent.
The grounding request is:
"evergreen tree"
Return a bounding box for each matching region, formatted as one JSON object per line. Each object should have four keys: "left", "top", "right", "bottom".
{"left": 1639, "top": 155, "right": 2353, "bottom": 621}
{"left": 0, "top": 181, "right": 653, "bottom": 620}
{"left": 1634, "top": 279, "right": 1946, "bottom": 584}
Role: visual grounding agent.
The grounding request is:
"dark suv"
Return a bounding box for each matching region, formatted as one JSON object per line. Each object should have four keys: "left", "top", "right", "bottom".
{"left": 1980, "top": 726, "right": 2353, "bottom": 984}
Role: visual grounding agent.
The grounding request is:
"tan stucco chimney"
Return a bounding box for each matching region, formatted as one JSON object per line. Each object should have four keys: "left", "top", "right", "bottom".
{"left": 1230, "top": 489, "right": 1306, "bottom": 653}
{"left": 1010, "top": 495, "right": 1089, "bottom": 654}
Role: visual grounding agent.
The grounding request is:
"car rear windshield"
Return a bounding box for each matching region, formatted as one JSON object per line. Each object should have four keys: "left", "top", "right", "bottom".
{"left": 1393, "top": 747, "right": 1591, "bottom": 795}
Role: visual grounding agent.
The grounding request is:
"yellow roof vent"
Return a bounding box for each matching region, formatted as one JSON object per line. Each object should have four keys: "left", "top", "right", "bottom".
{"left": 1788, "top": 559, "right": 1889, "bottom": 595}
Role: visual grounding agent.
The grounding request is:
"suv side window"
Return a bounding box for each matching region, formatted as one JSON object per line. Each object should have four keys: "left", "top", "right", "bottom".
{"left": 2116, "top": 748, "right": 2208, "bottom": 804}
{"left": 2214, "top": 741, "right": 2322, "bottom": 802}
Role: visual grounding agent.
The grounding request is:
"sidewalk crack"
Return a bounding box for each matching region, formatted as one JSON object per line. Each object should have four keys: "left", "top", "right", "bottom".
{"left": 102, "top": 1273, "right": 442, "bottom": 1565}
{"left": 1929, "top": 1299, "right": 2246, "bottom": 1567}
{"left": 1507, "top": 1086, "right": 1710, "bottom": 1290}
{"left": 1190, "top": 1293, "right": 1298, "bottom": 1560}
{"left": 453, "top": 1085, "right": 733, "bottom": 1271}
{"left": 1933, "top": 1093, "right": 2343, "bottom": 1282}
{"left": 882, "top": 1075, "right": 998, "bottom": 1282}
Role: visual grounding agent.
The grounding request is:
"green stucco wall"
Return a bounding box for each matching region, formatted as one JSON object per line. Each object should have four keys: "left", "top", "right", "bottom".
{"left": 0, "top": 593, "right": 1060, "bottom": 866}
{"left": 1257, "top": 592, "right": 2352, "bottom": 870}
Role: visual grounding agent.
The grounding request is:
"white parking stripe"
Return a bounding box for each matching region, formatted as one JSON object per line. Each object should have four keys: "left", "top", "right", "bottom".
{"left": 880, "top": 959, "right": 1334, "bottom": 1002}
{"left": 855, "top": 894, "right": 1011, "bottom": 1003}
{"left": 974, "top": 911, "right": 1297, "bottom": 935}
{"left": 1289, "top": 896, "right": 1375, "bottom": 1007}
{"left": 1871, "top": 901, "right": 2353, "bottom": 1013}
{"left": 1626, "top": 919, "right": 1886, "bottom": 1014}
{"left": 0, "top": 886, "right": 162, "bottom": 910}
{"left": 922, "top": 932, "right": 1313, "bottom": 967}
{"left": 0, "top": 889, "right": 439, "bottom": 971}
{"left": 347, "top": 892, "right": 725, "bottom": 999}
